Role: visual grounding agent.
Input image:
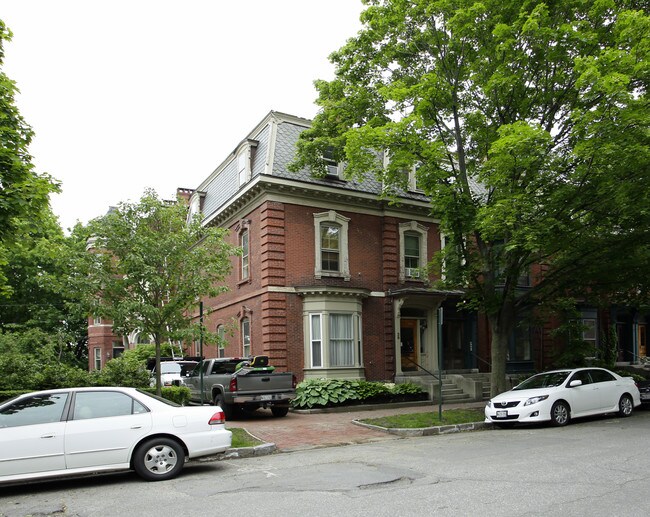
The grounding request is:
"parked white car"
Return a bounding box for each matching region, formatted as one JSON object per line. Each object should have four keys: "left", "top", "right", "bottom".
{"left": 485, "top": 367, "right": 641, "bottom": 427}
{"left": 0, "top": 387, "right": 231, "bottom": 483}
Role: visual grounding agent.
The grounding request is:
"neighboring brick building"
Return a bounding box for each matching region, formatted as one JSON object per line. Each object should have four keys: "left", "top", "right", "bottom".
{"left": 88, "top": 111, "right": 648, "bottom": 383}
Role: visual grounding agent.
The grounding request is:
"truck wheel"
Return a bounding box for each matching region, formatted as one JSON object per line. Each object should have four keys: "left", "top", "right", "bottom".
{"left": 214, "top": 393, "right": 234, "bottom": 420}
{"left": 271, "top": 406, "right": 289, "bottom": 417}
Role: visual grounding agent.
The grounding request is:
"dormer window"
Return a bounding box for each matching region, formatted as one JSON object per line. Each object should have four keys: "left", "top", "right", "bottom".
{"left": 238, "top": 150, "right": 249, "bottom": 186}
{"left": 236, "top": 139, "right": 257, "bottom": 187}
{"left": 323, "top": 147, "right": 342, "bottom": 178}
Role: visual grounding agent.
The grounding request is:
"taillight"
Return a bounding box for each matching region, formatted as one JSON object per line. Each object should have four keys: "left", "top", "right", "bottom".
{"left": 229, "top": 377, "right": 237, "bottom": 392}
{"left": 209, "top": 410, "right": 225, "bottom": 425}
{"left": 292, "top": 374, "right": 297, "bottom": 389}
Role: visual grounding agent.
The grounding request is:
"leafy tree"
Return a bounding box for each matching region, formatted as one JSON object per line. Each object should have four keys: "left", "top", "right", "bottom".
{"left": 0, "top": 208, "right": 89, "bottom": 367}
{"left": 291, "top": 0, "right": 649, "bottom": 394}
{"left": 80, "top": 190, "right": 237, "bottom": 395}
{"left": 0, "top": 21, "right": 60, "bottom": 295}
{"left": 0, "top": 329, "right": 90, "bottom": 390}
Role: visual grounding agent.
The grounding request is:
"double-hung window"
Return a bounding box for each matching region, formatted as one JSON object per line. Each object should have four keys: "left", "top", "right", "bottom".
{"left": 404, "top": 232, "right": 421, "bottom": 277}
{"left": 399, "top": 222, "right": 428, "bottom": 281}
{"left": 241, "top": 318, "right": 251, "bottom": 357}
{"left": 320, "top": 224, "right": 340, "bottom": 272}
{"left": 310, "top": 315, "right": 323, "bottom": 368}
{"left": 240, "top": 229, "right": 250, "bottom": 280}
{"left": 329, "top": 313, "right": 354, "bottom": 367}
{"left": 313, "top": 211, "right": 350, "bottom": 280}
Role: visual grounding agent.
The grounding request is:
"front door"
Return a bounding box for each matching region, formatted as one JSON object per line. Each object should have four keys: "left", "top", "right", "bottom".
{"left": 400, "top": 319, "right": 419, "bottom": 372}
{"left": 639, "top": 324, "right": 647, "bottom": 359}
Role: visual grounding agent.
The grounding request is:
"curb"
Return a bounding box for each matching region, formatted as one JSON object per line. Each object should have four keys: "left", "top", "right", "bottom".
{"left": 198, "top": 442, "right": 277, "bottom": 463}
{"left": 352, "top": 419, "right": 495, "bottom": 436}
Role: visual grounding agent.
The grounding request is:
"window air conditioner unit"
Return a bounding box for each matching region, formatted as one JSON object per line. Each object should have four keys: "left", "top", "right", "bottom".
{"left": 405, "top": 268, "right": 420, "bottom": 278}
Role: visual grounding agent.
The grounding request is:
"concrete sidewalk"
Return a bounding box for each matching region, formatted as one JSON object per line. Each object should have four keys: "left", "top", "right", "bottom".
{"left": 226, "top": 401, "right": 486, "bottom": 452}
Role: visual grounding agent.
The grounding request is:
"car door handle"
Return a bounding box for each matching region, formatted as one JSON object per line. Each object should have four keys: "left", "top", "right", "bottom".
{"left": 131, "top": 425, "right": 143, "bottom": 429}
{"left": 41, "top": 434, "right": 55, "bottom": 439}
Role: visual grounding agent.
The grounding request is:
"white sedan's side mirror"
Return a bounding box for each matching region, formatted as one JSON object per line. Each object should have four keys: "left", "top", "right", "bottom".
{"left": 569, "top": 380, "right": 583, "bottom": 387}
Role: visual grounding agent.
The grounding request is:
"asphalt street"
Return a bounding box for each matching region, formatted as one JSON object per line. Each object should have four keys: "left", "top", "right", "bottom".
{"left": 2, "top": 408, "right": 649, "bottom": 517}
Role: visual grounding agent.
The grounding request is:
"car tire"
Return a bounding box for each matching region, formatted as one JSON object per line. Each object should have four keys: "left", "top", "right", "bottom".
{"left": 133, "top": 438, "right": 185, "bottom": 481}
{"left": 618, "top": 394, "right": 634, "bottom": 417}
{"left": 550, "top": 401, "right": 570, "bottom": 426}
{"left": 271, "top": 406, "right": 289, "bottom": 417}
{"left": 214, "top": 393, "right": 234, "bottom": 420}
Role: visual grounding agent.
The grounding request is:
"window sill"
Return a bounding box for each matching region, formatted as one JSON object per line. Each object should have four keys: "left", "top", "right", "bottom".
{"left": 237, "top": 278, "right": 252, "bottom": 288}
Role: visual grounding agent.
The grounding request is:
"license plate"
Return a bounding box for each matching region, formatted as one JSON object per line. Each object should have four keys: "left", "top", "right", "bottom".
{"left": 496, "top": 410, "right": 508, "bottom": 418}
{"left": 641, "top": 394, "right": 650, "bottom": 401}
{"left": 260, "top": 394, "right": 273, "bottom": 401}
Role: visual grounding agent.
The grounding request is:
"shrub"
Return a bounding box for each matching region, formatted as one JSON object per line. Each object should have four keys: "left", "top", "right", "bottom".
{"left": 355, "top": 380, "right": 391, "bottom": 400}
{"left": 291, "top": 378, "right": 360, "bottom": 409}
{"left": 89, "top": 353, "right": 150, "bottom": 388}
{"left": 291, "top": 379, "right": 425, "bottom": 409}
{"left": 389, "top": 382, "right": 424, "bottom": 395}
{"left": 143, "top": 386, "right": 191, "bottom": 405}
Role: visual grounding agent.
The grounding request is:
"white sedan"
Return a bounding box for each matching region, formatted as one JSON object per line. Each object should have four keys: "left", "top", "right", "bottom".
{"left": 485, "top": 367, "right": 641, "bottom": 427}
{"left": 0, "top": 387, "right": 232, "bottom": 483}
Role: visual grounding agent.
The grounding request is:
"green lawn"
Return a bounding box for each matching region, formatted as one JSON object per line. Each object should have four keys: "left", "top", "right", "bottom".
{"left": 229, "top": 427, "right": 265, "bottom": 448}
{"left": 360, "top": 408, "right": 485, "bottom": 428}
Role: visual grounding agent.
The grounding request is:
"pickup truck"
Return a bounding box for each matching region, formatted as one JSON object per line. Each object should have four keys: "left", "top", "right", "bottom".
{"left": 185, "top": 356, "right": 296, "bottom": 418}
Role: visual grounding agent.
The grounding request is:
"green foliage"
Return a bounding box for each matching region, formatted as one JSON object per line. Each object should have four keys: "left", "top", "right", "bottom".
{"left": 291, "top": 378, "right": 360, "bottom": 409}
{"left": 355, "top": 380, "right": 391, "bottom": 399}
{"left": 0, "top": 21, "right": 60, "bottom": 295}
{"left": 291, "top": 379, "right": 424, "bottom": 409}
{"left": 76, "top": 189, "right": 239, "bottom": 394}
{"left": 142, "top": 386, "right": 191, "bottom": 405}
{"left": 89, "top": 353, "right": 150, "bottom": 388}
{"left": 0, "top": 329, "right": 90, "bottom": 390}
{"left": 389, "top": 382, "right": 424, "bottom": 395}
{"left": 291, "top": 0, "right": 650, "bottom": 395}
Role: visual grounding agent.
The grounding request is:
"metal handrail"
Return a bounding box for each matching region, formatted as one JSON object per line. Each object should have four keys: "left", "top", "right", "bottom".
{"left": 401, "top": 356, "right": 440, "bottom": 382}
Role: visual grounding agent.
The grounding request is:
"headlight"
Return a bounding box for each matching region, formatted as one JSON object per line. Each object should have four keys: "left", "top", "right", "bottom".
{"left": 524, "top": 395, "right": 549, "bottom": 406}
{"left": 486, "top": 400, "right": 492, "bottom": 408}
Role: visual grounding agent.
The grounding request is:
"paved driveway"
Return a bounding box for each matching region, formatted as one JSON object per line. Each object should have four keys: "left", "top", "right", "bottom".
{"left": 227, "top": 402, "right": 486, "bottom": 451}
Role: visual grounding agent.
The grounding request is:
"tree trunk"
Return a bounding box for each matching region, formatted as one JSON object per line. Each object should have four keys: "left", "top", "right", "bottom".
{"left": 488, "top": 309, "right": 515, "bottom": 397}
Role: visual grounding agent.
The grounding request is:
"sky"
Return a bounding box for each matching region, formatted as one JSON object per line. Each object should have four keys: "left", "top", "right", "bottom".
{"left": 1, "top": 0, "right": 364, "bottom": 231}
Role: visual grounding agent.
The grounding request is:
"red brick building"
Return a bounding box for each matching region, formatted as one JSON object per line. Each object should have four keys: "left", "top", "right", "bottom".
{"left": 88, "top": 111, "right": 648, "bottom": 388}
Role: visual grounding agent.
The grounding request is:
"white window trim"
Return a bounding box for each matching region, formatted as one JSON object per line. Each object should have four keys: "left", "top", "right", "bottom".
{"left": 237, "top": 147, "right": 251, "bottom": 187}
{"left": 240, "top": 229, "right": 250, "bottom": 280}
{"left": 302, "top": 294, "right": 364, "bottom": 371}
{"left": 314, "top": 211, "right": 350, "bottom": 280}
{"left": 241, "top": 318, "right": 251, "bottom": 357}
{"left": 310, "top": 314, "right": 323, "bottom": 368}
{"left": 398, "top": 221, "right": 428, "bottom": 282}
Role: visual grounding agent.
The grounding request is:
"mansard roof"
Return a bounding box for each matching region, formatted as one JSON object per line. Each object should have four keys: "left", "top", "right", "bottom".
{"left": 191, "top": 110, "right": 431, "bottom": 226}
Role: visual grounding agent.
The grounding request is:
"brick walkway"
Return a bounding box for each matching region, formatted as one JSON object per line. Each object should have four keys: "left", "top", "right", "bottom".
{"left": 227, "top": 402, "right": 486, "bottom": 452}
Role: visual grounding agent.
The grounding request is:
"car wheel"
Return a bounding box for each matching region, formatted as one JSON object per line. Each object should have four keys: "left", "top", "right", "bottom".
{"left": 271, "top": 406, "right": 289, "bottom": 417}
{"left": 133, "top": 438, "right": 185, "bottom": 481}
{"left": 618, "top": 394, "right": 634, "bottom": 417}
{"left": 550, "top": 401, "right": 570, "bottom": 426}
{"left": 214, "top": 393, "right": 234, "bottom": 420}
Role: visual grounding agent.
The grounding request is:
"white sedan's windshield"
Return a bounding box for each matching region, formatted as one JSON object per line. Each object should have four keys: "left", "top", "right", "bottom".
{"left": 514, "top": 371, "right": 571, "bottom": 390}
